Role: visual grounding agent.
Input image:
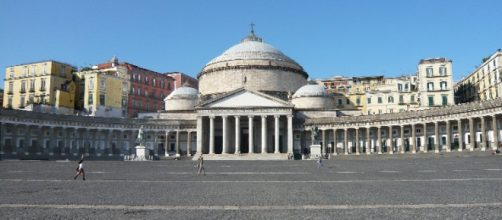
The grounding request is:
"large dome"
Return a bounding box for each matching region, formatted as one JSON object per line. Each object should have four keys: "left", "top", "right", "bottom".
{"left": 164, "top": 86, "right": 198, "bottom": 111}
{"left": 205, "top": 37, "right": 303, "bottom": 71}
{"left": 198, "top": 32, "right": 308, "bottom": 99}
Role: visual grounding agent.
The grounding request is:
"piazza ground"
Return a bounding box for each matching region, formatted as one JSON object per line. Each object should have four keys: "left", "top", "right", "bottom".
{"left": 1, "top": 152, "right": 502, "bottom": 219}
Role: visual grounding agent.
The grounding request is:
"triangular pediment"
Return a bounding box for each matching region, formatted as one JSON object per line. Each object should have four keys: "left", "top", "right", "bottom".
{"left": 198, "top": 89, "right": 292, "bottom": 108}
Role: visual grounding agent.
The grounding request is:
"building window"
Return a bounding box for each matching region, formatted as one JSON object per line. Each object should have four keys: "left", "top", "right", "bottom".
{"left": 427, "top": 82, "right": 434, "bottom": 91}
{"left": 440, "top": 81, "right": 447, "bottom": 90}
{"left": 410, "top": 95, "right": 415, "bottom": 103}
{"left": 389, "top": 109, "right": 393, "bottom": 113}
{"left": 99, "top": 94, "right": 105, "bottom": 105}
{"left": 100, "top": 79, "right": 106, "bottom": 90}
{"left": 31, "top": 65, "right": 36, "bottom": 76}
{"left": 88, "top": 77, "right": 94, "bottom": 90}
{"left": 29, "top": 79, "right": 35, "bottom": 92}
{"left": 20, "top": 96, "right": 25, "bottom": 107}
{"left": 8, "top": 82, "right": 13, "bottom": 93}
{"left": 399, "top": 95, "right": 403, "bottom": 103}
{"left": 167, "top": 82, "right": 171, "bottom": 90}
{"left": 398, "top": 84, "right": 402, "bottom": 91}
{"left": 439, "top": 66, "right": 447, "bottom": 76}
{"left": 61, "top": 66, "right": 66, "bottom": 77}
{"left": 138, "top": 88, "right": 141, "bottom": 96}
{"left": 442, "top": 95, "right": 448, "bottom": 106}
{"left": 9, "top": 68, "right": 14, "bottom": 78}
{"left": 346, "top": 98, "right": 350, "bottom": 104}
{"left": 145, "top": 90, "right": 149, "bottom": 97}
{"left": 43, "top": 63, "right": 47, "bottom": 74}
{"left": 367, "top": 97, "right": 371, "bottom": 104}
{"left": 153, "top": 78, "right": 156, "bottom": 87}
{"left": 41, "top": 78, "right": 46, "bottom": 91}
{"left": 338, "top": 99, "right": 342, "bottom": 105}
{"left": 20, "top": 80, "right": 26, "bottom": 93}
{"left": 378, "top": 97, "right": 382, "bottom": 104}
{"left": 428, "top": 96, "right": 434, "bottom": 106}
{"left": 404, "top": 84, "right": 409, "bottom": 91}
{"left": 388, "top": 96, "right": 394, "bottom": 103}
{"left": 356, "top": 98, "right": 360, "bottom": 105}
{"left": 23, "top": 66, "right": 28, "bottom": 76}
{"left": 426, "top": 67, "right": 433, "bottom": 77}
{"left": 145, "top": 76, "right": 148, "bottom": 85}
{"left": 88, "top": 93, "right": 93, "bottom": 105}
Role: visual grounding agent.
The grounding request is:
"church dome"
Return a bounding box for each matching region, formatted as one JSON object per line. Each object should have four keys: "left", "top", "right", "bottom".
{"left": 292, "top": 84, "right": 333, "bottom": 109}
{"left": 205, "top": 36, "right": 303, "bottom": 71}
{"left": 165, "top": 86, "right": 198, "bottom": 100}
{"left": 164, "top": 86, "right": 198, "bottom": 111}
{"left": 292, "top": 84, "right": 328, "bottom": 98}
{"left": 198, "top": 30, "right": 308, "bottom": 98}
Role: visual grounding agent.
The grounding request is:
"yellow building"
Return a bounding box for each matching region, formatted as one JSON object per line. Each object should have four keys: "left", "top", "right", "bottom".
{"left": 3, "top": 60, "right": 77, "bottom": 113}
{"left": 455, "top": 49, "right": 502, "bottom": 103}
{"left": 75, "top": 64, "right": 130, "bottom": 117}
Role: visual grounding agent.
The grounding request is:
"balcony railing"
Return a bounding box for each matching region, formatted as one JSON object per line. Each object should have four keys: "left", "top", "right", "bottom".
{"left": 19, "top": 89, "right": 26, "bottom": 94}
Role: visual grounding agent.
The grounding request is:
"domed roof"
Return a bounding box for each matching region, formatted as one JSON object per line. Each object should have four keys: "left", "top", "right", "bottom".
{"left": 204, "top": 32, "right": 303, "bottom": 71}
{"left": 292, "top": 84, "right": 329, "bottom": 98}
{"left": 164, "top": 86, "right": 198, "bottom": 100}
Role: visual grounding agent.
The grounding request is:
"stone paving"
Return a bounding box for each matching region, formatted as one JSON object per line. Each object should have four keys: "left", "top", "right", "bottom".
{"left": 0, "top": 153, "right": 502, "bottom": 219}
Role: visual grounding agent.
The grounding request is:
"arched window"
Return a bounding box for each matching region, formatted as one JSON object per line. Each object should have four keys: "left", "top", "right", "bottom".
{"left": 440, "top": 81, "right": 447, "bottom": 90}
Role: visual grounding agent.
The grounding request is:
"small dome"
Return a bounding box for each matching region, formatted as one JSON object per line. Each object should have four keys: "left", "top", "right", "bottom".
{"left": 292, "top": 84, "right": 328, "bottom": 98}
{"left": 164, "top": 87, "right": 198, "bottom": 101}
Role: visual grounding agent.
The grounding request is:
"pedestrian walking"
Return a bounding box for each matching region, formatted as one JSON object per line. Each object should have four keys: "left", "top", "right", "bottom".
{"left": 317, "top": 157, "right": 323, "bottom": 169}
{"left": 197, "top": 155, "right": 206, "bottom": 176}
{"left": 73, "top": 155, "right": 86, "bottom": 181}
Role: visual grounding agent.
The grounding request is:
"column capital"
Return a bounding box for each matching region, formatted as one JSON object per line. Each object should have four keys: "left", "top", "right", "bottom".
{"left": 274, "top": 115, "right": 280, "bottom": 119}
{"left": 287, "top": 114, "right": 294, "bottom": 118}
{"left": 234, "top": 115, "right": 240, "bottom": 119}
{"left": 209, "top": 115, "right": 216, "bottom": 119}
{"left": 221, "top": 115, "right": 228, "bottom": 119}
{"left": 248, "top": 115, "right": 255, "bottom": 119}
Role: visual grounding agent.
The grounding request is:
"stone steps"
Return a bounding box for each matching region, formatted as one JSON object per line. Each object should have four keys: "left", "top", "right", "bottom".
{"left": 192, "top": 153, "right": 288, "bottom": 160}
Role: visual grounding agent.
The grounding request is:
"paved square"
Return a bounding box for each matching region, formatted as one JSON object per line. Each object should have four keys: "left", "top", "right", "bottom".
{"left": 1, "top": 153, "right": 502, "bottom": 219}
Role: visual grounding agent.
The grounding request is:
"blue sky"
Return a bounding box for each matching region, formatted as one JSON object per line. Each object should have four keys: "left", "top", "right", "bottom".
{"left": 1, "top": 0, "right": 501, "bottom": 89}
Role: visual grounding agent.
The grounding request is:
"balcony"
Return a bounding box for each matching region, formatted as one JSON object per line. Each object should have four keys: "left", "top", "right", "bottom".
{"left": 19, "top": 89, "right": 26, "bottom": 94}
{"left": 39, "top": 87, "right": 46, "bottom": 92}
{"left": 7, "top": 91, "right": 13, "bottom": 95}
{"left": 29, "top": 88, "right": 35, "bottom": 93}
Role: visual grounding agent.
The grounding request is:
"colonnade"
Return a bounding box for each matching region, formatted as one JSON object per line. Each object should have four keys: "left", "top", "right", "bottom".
{"left": 314, "top": 115, "right": 499, "bottom": 155}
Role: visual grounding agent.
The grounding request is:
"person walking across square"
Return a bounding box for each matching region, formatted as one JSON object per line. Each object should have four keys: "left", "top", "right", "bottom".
{"left": 197, "top": 155, "right": 206, "bottom": 176}
{"left": 74, "top": 155, "right": 86, "bottom": 181}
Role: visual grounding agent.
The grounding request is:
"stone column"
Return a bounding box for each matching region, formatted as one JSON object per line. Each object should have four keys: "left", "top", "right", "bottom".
{"left": 423, "top": 123, "right": 428, "bottom": 153}
{"left": 61, "top": 127, "right": 67, "bottom": 156}
{"left": 322, "top": 129, "right": 326, "bottom": 155}
{"left": 377, "top": 126, "right": 382, "bottom": 154}
{"left": 209, "top": 116, "right": 215, "bottom": 154}
{"left": 175, "top": 130, "right": 180, "bottom": 156}
{"left": 332, "top": 128, "right": 338, "bottom": 155}
{"left": 355, "top": 128, "right": 360, "bottom": 155}
{"left": 287, "top": 115, "right": 293, "bottom": 154}
{"left": 168, "top": 131, "right": 169, "bottom": 157}
{"left": 481, "top": 116, "right": 486, "bottom": 151}
{"left": 235, "top": 116, "right": 241, "bottom": 154}
{"left": 492, "top": 115, "right": 498, "bottom": 150}
{"left": 222, "top": 116, "right": 228, "bottom": 154}
{"left": 196, "top": 116, "right": 203, "bottom": 155}
{"left": 411, "top": 124, "right": 416, "bottom": 153}
{"left": 274, "top": 115, "right": 280, "bottom": 154}
{"left": 366, "top": 127, "right": 371, "bottom": 155}
{"left": 446, "top": 120, "right": 451, "bottom": 152}
{"left": 458, "top": 119, "right": 463, "bottom": 152}
{"left": 249, "top": 116, "right": 254, "bottom": 154}
{"left": 107, "top": 129, "right": 113, "bottom": 156}
{"left": 48, "top": 126, "right": 55, "bottom": 156}
{"left": 400, "top": 125, "right": 405, "bottom": 153}
{"left": 434, "top": 122, "right": 439, "bottom": 153}
{"left": 469, "top": 117, "right": 475, "bottom": 151}
{"left": 261, "top": 115, "right": 267, "bottom": 154}
{"left": 187, "top": 131, "right": 191, "bottom": 156}
{"left": 343, "top": 128, "right": 348, "bottom": 155}
{"left": 389, "top": 126, "right": 393, "bottom": 154}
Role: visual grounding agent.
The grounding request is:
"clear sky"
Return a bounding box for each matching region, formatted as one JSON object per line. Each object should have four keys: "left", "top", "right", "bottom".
{"left": 1, "top": 0, "right": 501, "bottom": 89}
